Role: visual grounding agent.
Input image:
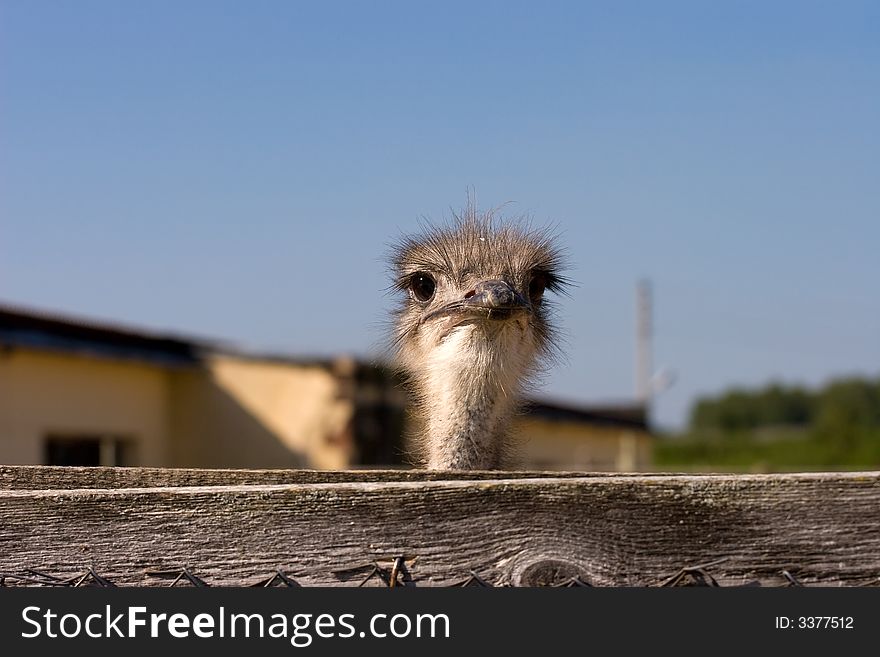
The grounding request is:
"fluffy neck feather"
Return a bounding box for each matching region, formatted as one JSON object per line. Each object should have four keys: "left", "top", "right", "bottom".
{"left": 413, "top": 323, "right": 537, "bottom": 469}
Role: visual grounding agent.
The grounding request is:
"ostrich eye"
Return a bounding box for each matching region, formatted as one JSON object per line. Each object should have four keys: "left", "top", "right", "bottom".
{"left": 409, "top": 272, "right": 436, "bottom": 302}
{"left": 528, "top": 271, "right": 549, "bottom": 302}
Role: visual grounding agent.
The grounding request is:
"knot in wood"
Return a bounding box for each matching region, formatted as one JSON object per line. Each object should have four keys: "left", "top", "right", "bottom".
{"left": 517, "top": 558, "right": 590, "bottom": 587}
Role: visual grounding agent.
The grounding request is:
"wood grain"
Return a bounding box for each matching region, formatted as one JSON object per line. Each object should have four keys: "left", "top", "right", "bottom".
{"left": 0, "top": 465, "right": 658, "bottom": 489}
{"left": 0, "top": 467, "right": 877, "bottom": 587}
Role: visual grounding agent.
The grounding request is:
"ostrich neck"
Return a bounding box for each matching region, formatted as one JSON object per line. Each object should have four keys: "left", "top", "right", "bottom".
{"left": 418, "top": 326, "right": 531, "bottom": 470}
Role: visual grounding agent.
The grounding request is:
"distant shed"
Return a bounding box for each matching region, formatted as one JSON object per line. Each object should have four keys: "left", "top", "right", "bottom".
{"left": 0, "top": 303, "right": 650, "bottom": 470}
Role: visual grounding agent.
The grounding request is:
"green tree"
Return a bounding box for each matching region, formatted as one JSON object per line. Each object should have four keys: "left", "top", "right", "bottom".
{"left": 756, "top": 383, "right": 814, "bottom": 426}
{"left": 813, "top": 378, "right": 880, "bottom": 448}
{"left": 689, "top": 383, "right": 817, "bottom": 433}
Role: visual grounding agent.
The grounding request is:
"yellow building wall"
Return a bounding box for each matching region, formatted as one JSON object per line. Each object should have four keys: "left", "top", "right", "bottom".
{"left": 0, "top": 347, "right": 169, "bottom": 465}
{"left": 167, "top": 355, "right": 355, "bottom": 470}
{"left": 0, "top": 349, "right": 355, "bottom": 469}
{"left": 0, "top": 344, "right": 647, "bottom": 472}
{"left": 514, "top": 417, "right": 652, "bottom": 471}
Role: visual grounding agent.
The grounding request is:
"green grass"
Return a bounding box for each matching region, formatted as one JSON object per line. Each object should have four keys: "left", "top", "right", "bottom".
{"left": 653, "top": 429, "right": 880, "bottom": 473}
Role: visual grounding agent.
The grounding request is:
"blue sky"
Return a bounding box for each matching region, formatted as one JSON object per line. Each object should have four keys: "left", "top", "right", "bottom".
{"left": 1, "top": 1, "right": 878, "bottom": 429}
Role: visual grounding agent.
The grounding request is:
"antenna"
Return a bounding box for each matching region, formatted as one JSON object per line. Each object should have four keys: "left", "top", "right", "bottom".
{"left": 635, "top": 279, "right": 653, "bottom": 403}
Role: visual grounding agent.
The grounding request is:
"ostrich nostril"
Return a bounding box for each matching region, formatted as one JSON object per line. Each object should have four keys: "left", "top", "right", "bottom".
{"left": 464, "top": 290, "right": 476, "bottom": 299}
{"left": 471, "top": 280, "right": 521, "bottom": 308}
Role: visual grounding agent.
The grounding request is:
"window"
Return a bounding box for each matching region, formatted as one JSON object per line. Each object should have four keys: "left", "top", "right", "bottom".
{"left": 44, "top": 435, "right": 132, "bottom": 466}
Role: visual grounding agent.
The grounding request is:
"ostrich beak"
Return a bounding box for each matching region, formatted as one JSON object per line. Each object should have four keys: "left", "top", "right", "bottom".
{"left": 461, "top": 280, "right": 529, "bottom": 320}
{"left": 420, "top": 280, "right": 529, "bottom": 324}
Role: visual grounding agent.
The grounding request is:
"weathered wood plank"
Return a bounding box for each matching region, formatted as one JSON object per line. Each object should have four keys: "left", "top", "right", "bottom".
{"left": 0, "top": 469, "right": 878, "bottom": 587}
{"left": 0, "top": 465, "right": 658, "bottom": 490}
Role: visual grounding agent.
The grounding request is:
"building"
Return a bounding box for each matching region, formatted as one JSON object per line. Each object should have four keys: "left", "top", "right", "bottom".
{"left": 518, "top": 400, "right": 650, "bottom": 471}
{"left": 0, "top": 304, "right": 651, "bottom": 471}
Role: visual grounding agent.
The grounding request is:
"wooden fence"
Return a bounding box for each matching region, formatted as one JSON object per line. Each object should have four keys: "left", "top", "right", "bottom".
{"left": 1, "top": 466, "right": 878, "bottom": 587}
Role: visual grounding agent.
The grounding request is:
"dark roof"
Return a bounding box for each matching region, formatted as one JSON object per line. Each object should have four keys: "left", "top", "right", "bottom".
{"left": 0, "top": 303, "right": 209, "bottom": 366}
{"left": 523, "top": 398, "right": 649, "bottom": 431}
{"left": 0, "top": 302, "right": 363, "bottom": 370}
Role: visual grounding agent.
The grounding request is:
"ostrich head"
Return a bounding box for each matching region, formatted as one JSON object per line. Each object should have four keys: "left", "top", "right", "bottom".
{"left": 389, "top": 205, "right": 568, "bottom": 470}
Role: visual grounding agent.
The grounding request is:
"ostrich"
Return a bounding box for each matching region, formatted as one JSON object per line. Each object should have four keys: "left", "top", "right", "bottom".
{"left": 389, "top": 205, "right": 568, "bottom": 470}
